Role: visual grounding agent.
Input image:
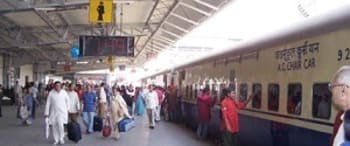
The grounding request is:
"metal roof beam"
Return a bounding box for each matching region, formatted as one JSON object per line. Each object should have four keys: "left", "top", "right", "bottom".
{"left": 135, "top": 0, "right": 180, "bottom": 59}
{"left": 193, "top": 0, "right": 219, "bottom": 11}
{"left": 164, "top": 21, "right": 189, "bottom": 33}
{"left": 179, "top": 1, "right": 210, "bottom": 16}
{"left": 171, "top": 13, "right": 199, "bottom": 25}
{"left": 161, "top": 28, "right": 182, "bottom": 38}
{"left": 0, "top": 2, "right": 89, "bottom": 14}
{"left": 153, "top": 37, "right": 172, "bottom": 45}
{"left": 34, "top": 10, "right": 64, "bottom": 38}
{"left": 155, "top": 35, "right": 176, "bottom": 43}
{"left": 152, "top": 41, "right": 168, "bottom": 48}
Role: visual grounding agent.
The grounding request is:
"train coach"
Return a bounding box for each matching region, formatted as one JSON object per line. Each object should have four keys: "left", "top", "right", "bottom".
{"left": 142, "top": 6, "right": 350, "bottom": 146}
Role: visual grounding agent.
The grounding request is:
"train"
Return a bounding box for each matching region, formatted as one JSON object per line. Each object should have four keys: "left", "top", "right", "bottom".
{"left": 141, "top": 6, "right": 350, "bottom": 146}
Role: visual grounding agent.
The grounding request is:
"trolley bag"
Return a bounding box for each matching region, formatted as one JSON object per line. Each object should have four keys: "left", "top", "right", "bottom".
{"left": 102, "top": 116, "right": 112, "bottom": 137}
{"left": 118, "top": 118, "right": 135, "bottom": 132}
{"left": 93, "top": 116, "right": 103, "bottom": 132}
{"left": 67, "top": 121, "right": 82, "bottom": 143}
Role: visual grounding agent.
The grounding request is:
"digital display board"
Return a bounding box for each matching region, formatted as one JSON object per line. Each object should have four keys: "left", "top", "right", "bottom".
{"left": 79, "top": 35, "right": 134, "bottom": 57}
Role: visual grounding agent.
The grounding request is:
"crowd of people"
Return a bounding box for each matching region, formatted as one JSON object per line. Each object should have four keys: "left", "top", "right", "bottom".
{"left": 3, "top": 78, "right": 178, "bottom": 145}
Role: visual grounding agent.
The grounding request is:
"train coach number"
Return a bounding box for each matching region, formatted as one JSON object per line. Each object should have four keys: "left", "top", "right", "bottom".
{"left": 337, "top": 48, "right": 350, "bottom": 61}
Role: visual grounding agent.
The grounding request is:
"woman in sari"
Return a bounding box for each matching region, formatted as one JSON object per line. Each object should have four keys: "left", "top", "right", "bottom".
{"left": 135, "top": 87, "right": 145, "bottom": 116}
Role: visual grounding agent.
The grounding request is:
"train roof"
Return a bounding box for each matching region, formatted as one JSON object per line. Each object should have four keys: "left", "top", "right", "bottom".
{"left": 143, "top": 4, "right": 350, "bottom": 79}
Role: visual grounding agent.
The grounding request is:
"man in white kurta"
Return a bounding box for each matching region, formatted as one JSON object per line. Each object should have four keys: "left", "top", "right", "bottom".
{"left": 145, "top": 85, "right": 158, "bottom": 129}
{"left": 44, "top": 82, "right": 70, "bottom": 145}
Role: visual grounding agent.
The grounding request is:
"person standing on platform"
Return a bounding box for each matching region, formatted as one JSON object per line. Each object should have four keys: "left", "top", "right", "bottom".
{"left": 197, "top": 87, "right": 216, "bottom": 140}
{"left": 154, "top": 86, "right": 164, "bottom": 122}
{"left": 126, "top": 84, "right": 135, "bottom": 116}
{"left": 0, "top": 84, "right": 3, "bottom": 117}
{"left": 31, "top": 82, "right": 39, "bottom": 119}
{"left": 145, "top": 85, "right": 158, "bottom": 129}
{"left": 135, "top": 87, "right": 145, "bottom": 116}
{"left": 220, "top": 88, "right": 252, "bottom": 146}
{"left": 97, "top": 83, "right": 107, "bottom": 118}
{"left": 81, "top": 85, "right": 97, "bottom": 134}
{"left": 44, "top": 81, "right": 70, "bottom": 145}
{"left": 67, "top": 83, "right": 80, "bottom": 122}
{"left": 329, "top": 66, "right": 350, "bottom": 146}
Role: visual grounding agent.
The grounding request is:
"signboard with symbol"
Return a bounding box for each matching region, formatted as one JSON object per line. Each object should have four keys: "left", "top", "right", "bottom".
{"left": 89, "top": 0, "right": 113, "bottom": 23}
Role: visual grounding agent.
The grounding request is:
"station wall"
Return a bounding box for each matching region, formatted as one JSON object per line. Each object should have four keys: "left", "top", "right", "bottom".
{"left": 19, "top": 64, "right": 33, "bottom": 86}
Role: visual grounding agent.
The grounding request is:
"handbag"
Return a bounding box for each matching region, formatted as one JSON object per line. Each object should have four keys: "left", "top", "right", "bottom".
{"left": 102, "top": 114, "right": 112, "bottom": 137}
{"left": 19, "top": 105, "right": 28, "bottom": 119}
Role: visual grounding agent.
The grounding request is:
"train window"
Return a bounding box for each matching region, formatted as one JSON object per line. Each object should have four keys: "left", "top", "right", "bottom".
{"left": 287, "top": 83, "right": 302, "bottom": 115}
{"left": 312, "top": 83, "right": 331, "bottom": 119}
{"left": 212, "top": 84, "right": 218, "bottom": 98}
{"left": 185, "top": 85, "right": 189, "bottom": 98}
{"left": 239, "top": 83, "right": 248, "bottom": 102}
{"left": 194, "top": 84, "right": 198, "bottom": 98}
{"left": 190, "top": 84, "right": 193, "bottom": 98}
{"left": 268, "top": 84, "right": 279, "bottom": 111}
{"left": 219, "top": 84, "right": 226, "bottom": 100}
{"left": 252, "top": 83, "right": 262, "bottom": 109}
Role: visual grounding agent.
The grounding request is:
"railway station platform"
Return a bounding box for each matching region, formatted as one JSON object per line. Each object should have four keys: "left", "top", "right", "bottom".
{"left": 0, "top": 105, "right": 214, "bottom": 146}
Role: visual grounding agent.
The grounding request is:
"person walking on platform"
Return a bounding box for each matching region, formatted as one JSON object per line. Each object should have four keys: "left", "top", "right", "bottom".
{"left": 44, "top": 81, "right": 70, "bottom": 145}
{"left": 154, "top": 86, "right": 164, "bottom": 122}
{"left": 126, "top": 84, "right": 136, "bottom": 116}
{"left": 67, "top": 83, "right": 80, "bottom": 122}
{"left": 135, "top": 87, "right": 145, "bottom": 116}
{"left": 197, "top": 87, "right": 216, "bottom": 140}
{"left": 23, "top": 87, "right": 33, "bottom": 125}
{"left": 31, "top": 82, "right": 39, "bottom": 119}
{"left": 81, "top": 85, "right": 97, "bottom": 134}
{"left": 110, "top": 87, "right": 132, "bottom": 140}
{"left": 220, "top": 88, "right": 252, "bottom": 146}
{"left": 0, "top": 84, "right": 3, "bottom": 117}
{"left": 97, "top": 83, "right": 107, "bottom": 118}
{"left": 145, "top": 85, "right": 158, "bottom": 129}
{"left": 329, "top": 65, "right": 350, "bottom": 146}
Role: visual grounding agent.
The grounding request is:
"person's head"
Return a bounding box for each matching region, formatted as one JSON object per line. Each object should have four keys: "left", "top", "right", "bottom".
{"left": 330, "top": 65, "right": 350, "bottom": 110}
{"left": 112, "top": 87, "right": 119, "bottom": 95}
{"left": 222, "top": 88, "right": 236, "bottom": 99}
{"left": 86, "top": 85, "right": 92, "bottom": 92}
{"left": 54, "top": 81, "right": 62, "bottom": 92}
{"left": 100, "top": 82, "right": 105, "bottom": 88}
{"left": 202, "top": 87, "right": 210, "bottom": 94}
{"left": 148, "top": 84, "right": 154, "bottom": 91}
{"left": 68, "top": 83, "right": 75, "bottom": 91}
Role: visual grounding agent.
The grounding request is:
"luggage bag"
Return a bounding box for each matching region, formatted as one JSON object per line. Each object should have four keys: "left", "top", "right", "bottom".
{"left": 67, "top": 122, "right": 82, "bottom": 143}
{"left": 118, "top": 118, "right": 135, "bottom": 132}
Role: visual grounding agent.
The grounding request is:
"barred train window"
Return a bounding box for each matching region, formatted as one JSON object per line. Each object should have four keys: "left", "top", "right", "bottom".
{"left": 190, "top": 84, "right": 193, "bottom": 98}
{"left": 212, "top": 84, "right": 218, "bottom": 98}
{"left": 287, "top": 83, "right": 302, "bottom": 115}
{"left": 239, "top": 83, "right": 248, "bottom": 102}
{"left": 194, "top": 84, "right": 198, "bottom": 98}
{"left": 220, "top": 84, "right": 226, "bottom": 99}
{"left": 268, "top": 84, "right": 279, "bottom": 111}
{"left": 185, "top": 85, "right": 189, "bottom": 98}
{"left": 312, "top": 83, "right": 331, "bottom": 119}
{"left": 252, "top": 84, "right": 262, "bottom": 109}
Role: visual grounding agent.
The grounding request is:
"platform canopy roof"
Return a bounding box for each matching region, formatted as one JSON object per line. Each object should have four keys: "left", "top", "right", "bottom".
{"left": 0, "top": 0, "right": 230, "bottom": 73}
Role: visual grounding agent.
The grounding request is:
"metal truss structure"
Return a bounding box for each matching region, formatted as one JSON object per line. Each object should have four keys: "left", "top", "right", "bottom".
{"left": 0, "top": 0, "right": 231, "bottom": 73}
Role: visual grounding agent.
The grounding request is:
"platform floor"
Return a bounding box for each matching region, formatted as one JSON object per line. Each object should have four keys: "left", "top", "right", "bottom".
{"left": 0, "top": 105, "right": 214, "bottom": 146}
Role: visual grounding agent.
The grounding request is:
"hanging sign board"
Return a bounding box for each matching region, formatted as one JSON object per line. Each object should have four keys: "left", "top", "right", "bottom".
{"left": 89, "top": 0, "right": 113, "bottom": 23}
